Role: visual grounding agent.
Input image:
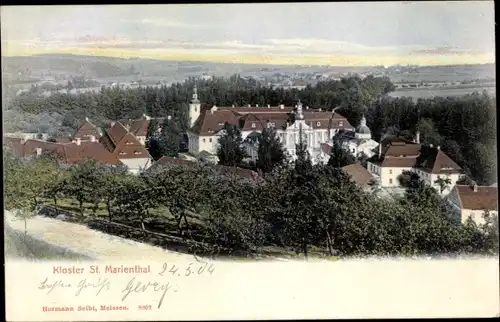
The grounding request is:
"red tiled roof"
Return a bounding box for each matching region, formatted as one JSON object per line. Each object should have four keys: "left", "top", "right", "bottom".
{"left": 372, "top": 139, "right": 461, "bottom": 174}
{"left": 74, "top": 118, "right": 101, "bottom": 140}
{"left": 342, "top": 163, "right": 374, "bottom": 187}
{"left": 456, "top": 185, "right": 498, "bottom": 211}
{"left": 189, "top": 106, "right": 353, "bottom": 135}
{"left": 111, "top": 132, "right": 151, "bottom": 159}
{"left": 62, "top": 142, "right": 123, "bottom": 165}
{"left": 3, "top": 137, "right": 25, "bottom": 157}
{"left": 4, "top": 137, "right": 122, "bottom": 165}
{"left": 129, "top": 119, "right": 150, "bottom": 137}
{"left": 103, "top": 122, "right": 129, "bottom": 150}
{"left": 99, "top": 121, "right": 152, "bottom": 160}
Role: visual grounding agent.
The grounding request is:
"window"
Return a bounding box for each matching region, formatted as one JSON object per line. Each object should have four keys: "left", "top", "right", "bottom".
{"left": 126, "top": 141, "right": 133, "bottom": 145}
{"left": 194, "top": 107, "right": 197, "bottom": 112}
{"left": 389, "top": 179, "right": 393, "bottom": 184}
{"left": 134, "top": 151, "right": 141, "bottom": 155}
{"left": 203, "top": 138, "right": 206, "bottom": 143}
{"left": 339, "top": 121, "right": 343, "bottom": 127}
{"left": 119, "top": 152, "right": 126, "bottom": 155}
{"left": 209, "top": 138, "right": 212, "bottom": 143}
{"left": 251, "top": 123, "right": 256, "bottom": 128}
{"left": 316, "top": 121, "right": 321, "bottom": 126}
{"left": 389, "top": 169, "right": 393, "bottom": 174}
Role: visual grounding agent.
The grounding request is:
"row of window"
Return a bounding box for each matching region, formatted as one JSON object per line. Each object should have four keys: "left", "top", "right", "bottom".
{"left": 119, "top": 151, "right": 142, "bottom": 155}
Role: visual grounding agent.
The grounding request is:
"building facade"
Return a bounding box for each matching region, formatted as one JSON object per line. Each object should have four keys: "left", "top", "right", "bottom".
{"left": 186, "top": 86, "right": 354, "bottom": 164}
{"left": 447, "top": 185, "right": 498, "bottom": 225}
{"left": 366, "top": 136, "right": 462, "bottom": 195}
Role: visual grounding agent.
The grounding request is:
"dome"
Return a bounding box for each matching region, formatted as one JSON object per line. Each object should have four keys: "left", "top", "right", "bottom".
{"left": 357, "top": 125, "right": 371, "bottom": 134}
{"left": 356, "top": 115, "right": 371, "bottom": 136}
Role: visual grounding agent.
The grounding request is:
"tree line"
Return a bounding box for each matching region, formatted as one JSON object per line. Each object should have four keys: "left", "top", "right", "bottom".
{"left": 5, "top": 74, "right": 496, "bottom": 185}
{"left": 4, "top": 146, "right": 498, "bottom": 258}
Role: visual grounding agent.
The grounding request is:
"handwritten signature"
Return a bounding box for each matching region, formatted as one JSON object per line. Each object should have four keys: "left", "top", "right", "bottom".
{"left": 37, "top": 261, "right": 215, "bottom": 309}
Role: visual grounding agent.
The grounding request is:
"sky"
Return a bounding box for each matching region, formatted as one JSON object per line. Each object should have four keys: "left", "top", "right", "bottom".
{"left": 0, "top": 2, "right": 495, "bottom": 66}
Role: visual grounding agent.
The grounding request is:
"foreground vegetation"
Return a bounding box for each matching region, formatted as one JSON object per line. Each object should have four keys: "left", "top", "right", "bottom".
{"left": 4, "top": 144, "right": 498, "bottom": 259}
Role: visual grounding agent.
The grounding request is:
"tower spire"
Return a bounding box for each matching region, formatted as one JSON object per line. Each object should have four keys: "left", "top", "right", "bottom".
{"left": 296, "top": 99, "right": 304, "bottom": 120}
{"left": 191, "top": 82, "right": 200, "bottom": 103}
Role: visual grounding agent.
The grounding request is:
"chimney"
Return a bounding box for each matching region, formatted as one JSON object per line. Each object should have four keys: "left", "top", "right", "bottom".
{"left": 415, "top": 131, "right": 420, "bottom": 144}
{"left": 89, "top": 135, "right": 96, "bottom": 142}
{"left": 256, "top": 104, "right": 259, "bottom": 107}
{"left": 306, "top": 106, "right": 309, "bottom": 110}
{"left": 429, "top": 144, "right": 433, "bottom": 148}
{"left": 378, "top": 143, "right": 382, "bottom": 158}
{"left": 248, "top": 104, "right": 251, "bottom": 107}
{"left": 232, "top": 104, "right": 235, "bottom": 108}
{"left": 280, "top": 104, "right": 285, "bottom": 109}
{"left": 319, "top": 108, "right": 322, "bottom": 111}
{"left": 111, "top": 121, "right": 116, "bottom": 127}
{"left": 75, "top": 138, "right": 81, "bottom": 146}
{"left": 85, "top": 116, "right": 89, "bottom": 122}
{"left": 473, "top": 184, "right": 478, "bottom": 192}
{"left": 267, "top": 104, "right": 271, "bottom": 108}
{"left": 36, "top": 148, "right": 42, "bottom": 156}
{"left": 167, "top": 115, "right": 172, "bottom": 120}
{"left": 437, "top": 146, "right": 440, "bottom": 150}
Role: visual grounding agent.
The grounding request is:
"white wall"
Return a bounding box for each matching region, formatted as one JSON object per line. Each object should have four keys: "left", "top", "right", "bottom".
{"left": 119, "top": 158, "right": 152, "bottom": 174}
{"left": 189, "top": 102, "right": 201, "bottom": 128}
{"left": 379, "top": 167, "right": 413, "bottom": 187}
{"left": 461, "top": 210, "right": 498, "bottom": 226}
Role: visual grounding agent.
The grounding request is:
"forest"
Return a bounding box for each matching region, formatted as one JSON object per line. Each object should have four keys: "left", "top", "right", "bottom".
{"left": 4, "top": 74, "right": 496, "bottom": 185}
{"left": 4, "top": 144, "right": 499, "bottom": 259}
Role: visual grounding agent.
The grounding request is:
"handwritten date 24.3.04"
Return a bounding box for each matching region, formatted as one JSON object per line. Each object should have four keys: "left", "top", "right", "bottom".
{"left": 158, "top": 262, "right": 215, "bottom": 277}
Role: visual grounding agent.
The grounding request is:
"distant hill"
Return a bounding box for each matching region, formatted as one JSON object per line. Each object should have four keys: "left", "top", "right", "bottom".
{"left": 2, "top": 54, "right": 495, "bottom": 85}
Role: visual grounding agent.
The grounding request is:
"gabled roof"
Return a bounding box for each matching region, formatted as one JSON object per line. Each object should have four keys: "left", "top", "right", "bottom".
{"left": 146, "top": 156, "right": 195, "bottom": 172}
{"left": 100, "top": 122, "right": 129, "bottom": 152}
{"left": 190, "top": 109, "right": 241, "bottom": 135}
{"left": 370, "top": 138, "right": 461, "bottom": 174}
{"left": 129, "top": 118, "right": 150, "bottom": 137}
{"left": 189, "top": 105, "right": 353, "bottom": 135}
{"left": 415, "top": 146, "right": 462, "bottom": 174}
{"left": 4, "top": 137, "right": 122, "bottom": 165}
{"left": 73, "top": 118, "right": 101, "bottom": 140}
{"left": 455, "top": 185, "right": 498, "bottom": 211}
{"left": 342, "top": 163, "right": 374, "bottom": 187}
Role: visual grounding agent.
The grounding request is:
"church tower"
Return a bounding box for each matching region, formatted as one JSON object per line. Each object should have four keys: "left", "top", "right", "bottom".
{"left": 188, "top": 84, "right": 201, "bottom": 128}
{"left": 355, "top": 115, "right": 372, "bottom": 140}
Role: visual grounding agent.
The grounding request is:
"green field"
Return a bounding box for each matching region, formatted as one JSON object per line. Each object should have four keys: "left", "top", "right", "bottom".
{"left": 389, "top": 86, "right": 496, "bottom": 99}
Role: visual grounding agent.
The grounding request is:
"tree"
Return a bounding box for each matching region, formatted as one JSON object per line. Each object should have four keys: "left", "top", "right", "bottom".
{"left": 116, "top": 175, "right": 156, "bottom": 231}
{"left": 217, "top": 122, "right": 248, "bottom": 167}
{"left": 256, "top": 127, "right": 287, "bottom": 173}
{"left": 64, "top": 159, "right": 107, "bottom": 218}
{"left": 398, "top": 170, "right": 421, "bottom": 189}
{"left": 327, "top": 141, "right": 355, "bottom": 168}
{"left": 160, "top": 117, "right": 182, "bottom": 158}
{"left": 434, "top": 176, "right": 452, "bottom": 194}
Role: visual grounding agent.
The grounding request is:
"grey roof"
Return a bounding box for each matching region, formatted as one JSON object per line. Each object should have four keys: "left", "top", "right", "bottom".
{"left": 357, "top": 125, "right": 371, "bottom": 134}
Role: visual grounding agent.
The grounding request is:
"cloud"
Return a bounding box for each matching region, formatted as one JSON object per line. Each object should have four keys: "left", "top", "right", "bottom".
{"left": 120, "top": 18, "right": 213, "bottom": 29}
{"left": 412, "top": 46, "right": 483, "bottom": 56}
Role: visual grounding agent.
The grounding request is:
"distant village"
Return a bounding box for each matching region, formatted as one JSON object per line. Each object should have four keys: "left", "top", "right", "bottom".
{"left": 4, "top": 84, "right": 498, "bottom": 227}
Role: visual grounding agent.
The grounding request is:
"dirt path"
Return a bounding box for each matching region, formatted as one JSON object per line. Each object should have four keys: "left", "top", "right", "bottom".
{"left": 4, "top": 211, "right": 199, "bottom": 262}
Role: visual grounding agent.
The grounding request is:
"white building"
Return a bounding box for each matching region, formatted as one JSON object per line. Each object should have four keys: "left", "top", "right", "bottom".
{"left": 186, "top": 86, "right": 354, "bottom": 164}
{"left": 335, "top": 115, "right": 379, "bottom": 159}
{"left": 447, "top": 184, "right": 498, "bottom": 225}
{"left": 366, "top": 136, "right": 463, "bottom": 195}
